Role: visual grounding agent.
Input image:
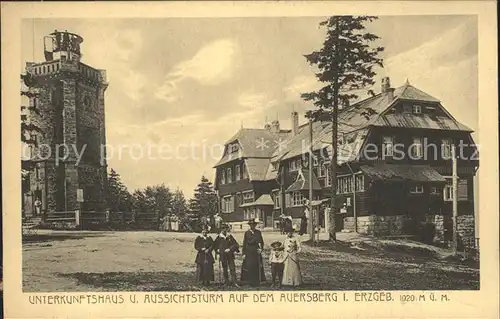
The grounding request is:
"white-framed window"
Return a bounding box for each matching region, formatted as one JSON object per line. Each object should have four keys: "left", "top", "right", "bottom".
{"left": 272, "top": 190, "right": 281, "bottom": 209}
{"left": 410, "top": 137, "right": 423, "bottom": 158}
{"left": 430, "top": 186, "right": 440, "bottom": 195}
{"left": 235, "top": 164, "right": 241, "bottom": 181}
{"left": 313, "top": 157, "right": 319, "bottom": 167}
{"left": 409, "top": 184, "right": 424, "bottom": 194}
{"left": 242, "top": 190, "right": 254, "bottom": 204}
{"left": 382, "top": 136, "right": 394, "bottom": 157}
{"left": 337, "top": 175, "right": 353, "bottom": 194}
{"left": 325, "top": 166, "right": 332, "bottom": 186}
{"left": 413, "top": 104, "right": 422, "bottom": 114}
{"left": 355, "top": 174, "right": 364, "bottom": 192}
{"left": 227, "top": 167, "right": 233, "bottom": 183}
{"left": 243, "top": 207, "right": 257, "bottom": 220}
{"left": 443, "top": 184, "right": 453, "bottom": 201}
{"left": 441, "top": 138, "right": 452, "bottom": 159}
{"left": 289, "top": 159, "right": 301, "bottom": 172}
{"left": 443, "top": 178, "right": 468, "bottom": 201}
{"left": 317, "top": 162, "right": 326, "bottom": 177}
{"left": 222, "top": 196, "right": 234, "bottom": 213}
{"left": 220, "top": 170, "right": 226, "bottom": 184}
{"left": 291, "top": 191, "right": 305, "bottom": 207}
{"left": 242, "top": 163, "right": 248, "bottom": 179}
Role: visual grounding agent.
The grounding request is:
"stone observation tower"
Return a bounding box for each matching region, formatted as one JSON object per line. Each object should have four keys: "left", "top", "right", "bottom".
{"left": 23, "top": 30, "right": 108, "bottom": 215}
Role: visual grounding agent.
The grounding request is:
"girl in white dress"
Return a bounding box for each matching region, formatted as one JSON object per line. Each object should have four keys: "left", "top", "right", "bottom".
{"left": 282, "top": 227, "right": 303, "bottom": 287}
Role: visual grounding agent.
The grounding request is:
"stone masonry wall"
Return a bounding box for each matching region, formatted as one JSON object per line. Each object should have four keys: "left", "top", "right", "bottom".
{"left": 344, "top": 214, "right": 476, "bottom": 249}
{"left": 344, "top": 215, "right": 410, "bottom": 236}
{"left": 457, "top": 214, "right": 476, "bottom": 249}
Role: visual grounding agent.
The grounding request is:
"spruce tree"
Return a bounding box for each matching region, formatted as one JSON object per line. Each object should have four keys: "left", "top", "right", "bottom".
{"left": 302, "top": 16, "right": 384, "bottom": 241}
{"left": 107, "top": 169, "right": 133, "bottom": 212}
{"left": 188, "top": 176, "right": 218, "bottom": 231}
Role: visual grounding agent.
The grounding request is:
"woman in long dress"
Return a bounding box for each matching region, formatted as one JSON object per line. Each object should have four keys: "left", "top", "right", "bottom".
{"left": 282, "top": 227, "right": 303, "bottom": 287}
{"left": 194, "top": 227, "right": 215, "bottom": 285}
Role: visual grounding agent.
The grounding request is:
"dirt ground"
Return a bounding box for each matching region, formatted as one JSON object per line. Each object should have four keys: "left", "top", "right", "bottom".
{"left": 22, "top": 230, "right": 479, "bottom": 292}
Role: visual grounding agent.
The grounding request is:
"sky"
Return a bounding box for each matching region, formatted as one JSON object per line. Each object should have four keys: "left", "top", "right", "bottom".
{"left": 21, "top": 15, "right": 478, "bottom": 198}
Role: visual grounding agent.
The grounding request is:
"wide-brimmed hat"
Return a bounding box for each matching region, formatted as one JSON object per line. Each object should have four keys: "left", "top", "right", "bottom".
{"left": 270, "top": 241, "right": 283, "bottom": 249}
{"left": 247, "top": 218, "right": 258, "bottom": 225}
{"left": 221, "top": 223, "right": 230, "bottom": 230}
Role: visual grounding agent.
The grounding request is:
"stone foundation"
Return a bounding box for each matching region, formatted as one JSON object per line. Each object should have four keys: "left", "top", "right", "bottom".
{"left": 344, "top": 215, "right": 410, "bottom": 236}
{"left": 344, "top": 214, "right": 476, "bottom": 249}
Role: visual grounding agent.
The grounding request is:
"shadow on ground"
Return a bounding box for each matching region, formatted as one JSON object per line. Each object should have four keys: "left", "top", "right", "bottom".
{"left": 59, "top": 271, "right": 330, "bottom": 291}
{"left": 22, "top": 233, "right": 107, "bottom": 243}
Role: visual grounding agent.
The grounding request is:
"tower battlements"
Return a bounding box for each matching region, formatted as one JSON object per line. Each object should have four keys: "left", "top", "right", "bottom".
{"left": 22, "top": 30, "right": 109, "bottom": 216}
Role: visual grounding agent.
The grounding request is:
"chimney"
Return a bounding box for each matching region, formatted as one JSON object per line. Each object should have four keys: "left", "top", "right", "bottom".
{"left": 381, "top": 76, "right": 391, "bottom": 93}
{"left": 291, "top": 111, "right": 299, "bottom": 136}
{"left": 270, "top": 120, "right": 280, "bottom": 133}
{"left": 381, "top": 76, "right": 395, "bottom": 101}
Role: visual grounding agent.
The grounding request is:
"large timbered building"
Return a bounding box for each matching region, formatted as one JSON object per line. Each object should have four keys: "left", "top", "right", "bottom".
{"left": 214, "top": 77, "right": 478, "bottom": 245}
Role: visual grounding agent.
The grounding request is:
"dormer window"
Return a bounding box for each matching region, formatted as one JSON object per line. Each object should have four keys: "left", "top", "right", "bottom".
{"left": 413, "top": 105, "right": 422, "bottom": 114}
{"left": 228, "top": 143, "right": 239, "bottom": 153}
{"left": 271, "top": 162, "right": 279, "bottom": 171}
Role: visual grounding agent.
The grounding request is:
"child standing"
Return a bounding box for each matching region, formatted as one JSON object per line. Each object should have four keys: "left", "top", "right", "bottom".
{"left": 269, "top": 241, "right": 285, "bottom": 288}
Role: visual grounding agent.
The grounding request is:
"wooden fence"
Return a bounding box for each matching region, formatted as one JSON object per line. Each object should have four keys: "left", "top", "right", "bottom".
{"left": 42, "top": 211, "right": 166, "bottom": 230}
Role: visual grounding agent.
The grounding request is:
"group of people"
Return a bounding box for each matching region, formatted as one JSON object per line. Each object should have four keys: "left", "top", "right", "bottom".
{"left": 278, "top": 211, "right": 308, "bottom": 236}
{"left": 194, "top": 218, "right": 303, "bottom": 288}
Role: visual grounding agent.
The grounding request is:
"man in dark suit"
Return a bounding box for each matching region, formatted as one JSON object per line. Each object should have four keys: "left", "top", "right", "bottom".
{"left": 214, "top": 224, "right": 240, "bottom": 286}
{"left": 241, "top": 219, "right": 266, "bottom": 286}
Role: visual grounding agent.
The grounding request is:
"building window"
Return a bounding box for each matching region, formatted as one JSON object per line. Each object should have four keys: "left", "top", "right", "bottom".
{"left": 235, "top": 165, "right": 241, "bottom": 181}
{"left": 382, "top": 136, "right": 394, "bottom": 157}
{"left": 271, "top": 162, "right": 279, "bottom": 171}
{"left": 355, "top": 174, "right": 364, "bottom": 192}
{"left": 272, "top": 190, "right": 281, "bottom": 209}
{"left": 227, "top": 167, "right": 233, "bottom": 183}
{"left": 291, "top": 191, "right": 305, "bottom": 207}
{"left": 244, "top": 208, "right": 258, "bottom": 220}
{"left": 410, "top": 137, "right": 423, "bottom": 158}
{"left": 242, "top": 191, "right": 254, "bottom": 204}
{"left": 413, "top": 105, "right": 422, "bottom": 114}
{"left": 403, "top": 104, "right": 412, "bottom": 113}
{"left": 317, "top": 161, "right": 326, "bottom": 177}
{"left": 430, "top": 186, "right": 440, "bottom": 195}
{"left": 220, "top": 170, "right": 226, "bottom": 185}
{"left": 337, "top": 175, "right": 353, "bottom": 194}
{"left": 222, "top": 196, "right": 234, "bottom": 213}
{"left": 443, "top": 184, "right": 453, "bottom": 201}
{"left": 242, "top": 163, "right": 248, "bottom": 179}
{"left": 441, "top": 138, "right": 452, "bottom": 159}
{"left": 289, "top": 160, "right": 298, "bottom": 172}
{"left": 325, "top": 166, "right": 332, "bottom": 186}
{"left": 409, "top": 184, "right": 424, "bottom": 194}
{"left": 313, "top": 157, "right": 319, "bottom": 166}
{"left": 35, "top": 165, "right": 40, "bottom": 179}
{"left": 229, "top": 143, "right": 239, "bottom": 153}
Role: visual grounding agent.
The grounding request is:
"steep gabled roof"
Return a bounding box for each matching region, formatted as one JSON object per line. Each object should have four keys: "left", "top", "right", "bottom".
{"left": 214, "top": 128, "right": 291, "bottom": 167}
{"left": 271, "top": 81, "right": 472, "bottom": 164}
{"left": 393, "top": 83, "right": 440, "bottom": 102}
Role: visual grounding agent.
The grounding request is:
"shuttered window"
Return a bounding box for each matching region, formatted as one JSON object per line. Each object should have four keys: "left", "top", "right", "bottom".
{"left": 443, "top": 178, "right": 468, "bottom": 201}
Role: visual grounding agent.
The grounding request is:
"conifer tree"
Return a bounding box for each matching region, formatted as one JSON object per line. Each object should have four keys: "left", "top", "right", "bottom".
{"left": 302, "top": 16, "right": 384, "bottom": 241}
{"left": 187, "top": 176, "right": 218, "bottom": 231}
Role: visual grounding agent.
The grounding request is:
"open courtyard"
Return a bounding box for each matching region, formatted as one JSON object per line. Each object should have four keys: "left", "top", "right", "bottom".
{"left": 22, "top": 230, "right": 479, "bottom": 292}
